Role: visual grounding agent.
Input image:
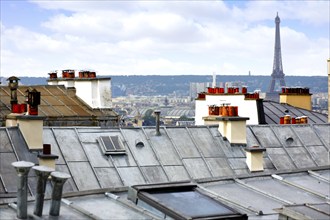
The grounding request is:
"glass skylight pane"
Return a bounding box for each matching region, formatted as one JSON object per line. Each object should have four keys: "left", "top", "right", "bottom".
{"left": 149, "top": 190, "right": 235, "bottom": 218}
{"left": 101, "top": 136, "right": 115, "bottom": 151}
{"left": 111, "top": 136, "right": 122, "bottom": 150}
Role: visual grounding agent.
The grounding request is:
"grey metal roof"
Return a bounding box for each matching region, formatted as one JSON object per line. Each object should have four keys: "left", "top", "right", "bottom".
{"left": 276, "top": 203, "right": 330, "bottom": 220}
{"left": 130, "top": 107, "right": 194, "bottom": 118}
{"left": 1, "top": 123, "right": 329, "bottom": 202}
{"left": 0, "top": 190, "right": 159, "bottom": 220}
{"left": 1, "top": 168, "right": 328, "bottom": 219}
{"left": 200, "top": 168, "right": 330, "bottom": 219}
{"left": 263, "top": 100, "right": 328, "bottom": 124}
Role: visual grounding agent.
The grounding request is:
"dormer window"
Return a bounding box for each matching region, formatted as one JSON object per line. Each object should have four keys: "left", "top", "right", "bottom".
{"left": 99, "top": 136, "right": 126, "bottom": 155}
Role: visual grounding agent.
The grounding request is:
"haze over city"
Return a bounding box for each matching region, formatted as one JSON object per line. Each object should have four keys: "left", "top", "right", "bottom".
{"left": 1, "top": 0, "right": 329, "bottom": 77}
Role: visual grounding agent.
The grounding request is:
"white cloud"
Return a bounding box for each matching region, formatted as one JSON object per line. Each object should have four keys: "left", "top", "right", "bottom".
{"left": 1, "top": 1, "right": 329, "bottom": 78}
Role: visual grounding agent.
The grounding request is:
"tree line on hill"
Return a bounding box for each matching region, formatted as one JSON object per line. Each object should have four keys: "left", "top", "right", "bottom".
{"left": 1, "top": 75, "right": 327, "bottom": 97}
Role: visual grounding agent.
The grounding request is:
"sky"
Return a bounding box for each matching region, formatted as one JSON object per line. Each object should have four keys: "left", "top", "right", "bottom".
{"left": 0, "top": 0, "right": 329, "bottom": 77}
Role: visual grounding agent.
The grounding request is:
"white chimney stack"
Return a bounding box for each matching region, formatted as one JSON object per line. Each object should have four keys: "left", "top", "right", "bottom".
{"left": 245, "top": 146, "right": 266, "bottom": 172}
{"left": 48, "top": 70, "right": 112, "bottom": 109}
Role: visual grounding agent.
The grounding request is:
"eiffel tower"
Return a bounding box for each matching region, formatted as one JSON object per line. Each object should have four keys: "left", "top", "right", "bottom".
{"left": 268, "top": 12, "right": 286, "bottom": 93}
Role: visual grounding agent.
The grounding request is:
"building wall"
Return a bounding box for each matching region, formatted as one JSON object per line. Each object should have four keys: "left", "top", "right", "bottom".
{"left": 195, "top": 94, "right": 259, "bottom": 125}
{"left": 195, "top": 99, "right": 208, "bottom": 125}
{"left": 96, "top": 79, "right": 112, "bottom": 108}
{"left": 75, "top": 81, "right": 93, "bottom": 106}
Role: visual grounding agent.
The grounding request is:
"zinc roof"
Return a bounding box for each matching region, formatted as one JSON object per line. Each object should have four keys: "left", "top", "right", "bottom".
{"left": 0, "top": 168, "right": 328, "bottom": 220}
{"left": 1, "top": 123, "right": 329, "bottom": 201}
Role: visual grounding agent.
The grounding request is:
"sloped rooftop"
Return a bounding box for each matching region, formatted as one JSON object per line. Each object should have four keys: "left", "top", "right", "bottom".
{"left": 0, "top": 85, "right": 118, "bottom": 126}
{"left": 1, "top": 167, "right": 328, "bottom": 219}
{"left": 1, "top": 123, "right": 329, "bottom": 201}
{"left": 263, "top": 100, "right": 328, "bottom": 124}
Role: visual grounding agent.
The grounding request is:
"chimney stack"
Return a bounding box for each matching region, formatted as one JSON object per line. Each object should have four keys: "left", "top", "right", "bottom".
{"left": 38, "top": 144, "right": 59, "bottom": 169}
{"left": 245, "top": 146, "right": 266, "bottom": 172}
{"left": 14, "top": 115, "right": 45, "bottom": 150}
{"left": 11, "top": 161, "right": 35, "bottom": 219}
{"left": 154, "top": 110, "right": 161, "bottom": 136}
{"left": 279, "top": 87, "right": 312, "bottom": 110}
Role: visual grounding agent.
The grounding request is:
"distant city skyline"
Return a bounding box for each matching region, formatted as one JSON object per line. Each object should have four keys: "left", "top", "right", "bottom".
{"left": 1, "top": 1, "right": 329, "bottom": 77}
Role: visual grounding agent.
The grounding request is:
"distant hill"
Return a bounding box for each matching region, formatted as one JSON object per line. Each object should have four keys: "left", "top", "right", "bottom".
{"left": 0, "top": 75, "right": 327, "bottom": 97}
{"left": 0, "top": 77, "right": 47, "bottom": 85}
{"left": 110, "top": 75, "right": 327, "bottom": 97}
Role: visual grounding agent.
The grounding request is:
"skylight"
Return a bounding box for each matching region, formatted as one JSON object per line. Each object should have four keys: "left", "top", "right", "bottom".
{"left": 128, "top": 183, "right": 247, "bottom": 220}
{"left": 99, "top": 136, "right": 126, "bottom": 155}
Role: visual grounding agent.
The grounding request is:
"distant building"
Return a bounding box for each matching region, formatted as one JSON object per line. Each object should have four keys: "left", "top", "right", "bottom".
{"left": 189, "top": 82, "right": 210, "bottom": 100}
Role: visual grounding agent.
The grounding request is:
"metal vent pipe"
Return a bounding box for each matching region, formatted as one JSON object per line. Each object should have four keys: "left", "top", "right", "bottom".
{"left": 49, "top": 171, "right": 70, "bottom": 216}
{"left": 33, "top": 166, "right": 54, "bottom": 216}
{"left": 12, "top": 161, "right": 35, "bottom": 219}
{"left": 154, "top": 110, "right": 161, "bottom": 136}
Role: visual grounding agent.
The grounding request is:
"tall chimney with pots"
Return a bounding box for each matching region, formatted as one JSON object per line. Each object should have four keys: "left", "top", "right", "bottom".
{"left": 154, "top": 110, "right": 161, "bottom": 136}
{"left": 279, "top": 87, "right": 312, "bottom": 110}
{"left": 11, "top": 161, "right": 35, "bottom": 219}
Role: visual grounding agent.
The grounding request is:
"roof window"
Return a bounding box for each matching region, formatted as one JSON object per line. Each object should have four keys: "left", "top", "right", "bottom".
{"left": 99, "top": 136, "right": 126, "bottom": 155}
{"left": 128, "top": 182, "right": 247, "bottom": 220}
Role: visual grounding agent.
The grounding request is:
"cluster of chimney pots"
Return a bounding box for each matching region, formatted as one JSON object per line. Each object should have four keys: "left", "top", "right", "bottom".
{"left": 280, "top": 115, "right": 308, "bottom": 124}
{"left": 281, "top": 87, "right": 310, "bottom": 94}
{"left": 8, "top": 76, "right": 40, "bottom": 115}
{"left": 207, "top": 86, "right": 247, "bottom": 94}
{"left": 197, "top": 86, "right": 260, "bottom": 99}
{"left": 49, "top": 69, "right": 97, "bottom": 79}
{"left": 209, "top": 104, "right": 239, "bottom": 117}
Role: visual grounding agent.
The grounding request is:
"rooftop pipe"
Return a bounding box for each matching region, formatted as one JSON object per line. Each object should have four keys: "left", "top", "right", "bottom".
{"left": 154, "top": 110, "right": 161, "bottom": 136}
{"left": 11, "top": 161, "right": 35, "bottom": 219}
{"left": 49, "top": 171, "right": 71, "bottom": 216}
{"left": 33, "top": 166, "right": 54, "bottom": 217}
